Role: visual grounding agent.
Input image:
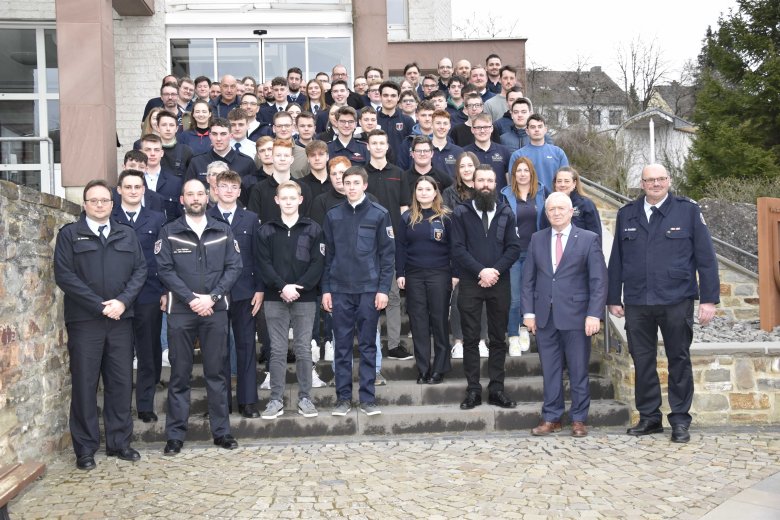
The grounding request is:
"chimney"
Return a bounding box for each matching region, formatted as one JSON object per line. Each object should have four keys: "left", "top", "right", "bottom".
{"left": 590, "top": 66, "right": 602, "bottom": 73}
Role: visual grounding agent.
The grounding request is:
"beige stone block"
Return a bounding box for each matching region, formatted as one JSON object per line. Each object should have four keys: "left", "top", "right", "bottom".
{"left": 719, "top": 283, "right": 732, "bottom": 296}
{"left": 730, "top": 412, "right": 769, "bottom": 423}
{"left": 729, "top": 393, "right": 770, "bottom": 410}
{"left": 735, "top": 358, "right": 756, "bottom": 390}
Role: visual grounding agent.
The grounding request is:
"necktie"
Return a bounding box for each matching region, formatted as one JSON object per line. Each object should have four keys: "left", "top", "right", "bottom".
{"left": 649, "top": 206, "right": 658, "bottom": 224}
{"left": 555, "top": 232, "right": 563, "bottom": 270}
{"left": 313, "top": 104, "right": 319, "bottom": 114}
{"left": 222, "top": 211, "right": 232, "bottom": 223}
{"left": 98, "top": 225, "right": 107, "bottom": 245}
{"left": 278, "top": 106, "right": 283, "bottom": 112}
{"left": 126, "top": 211, "right": 136, "bottom": 223}
{"left": 481, "top": 211, "right": 489, "bottom": 235}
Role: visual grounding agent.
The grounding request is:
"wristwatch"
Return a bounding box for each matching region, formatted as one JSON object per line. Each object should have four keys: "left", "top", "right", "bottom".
{"left": 210, "top": 294, "right": 222, "bottom": 303}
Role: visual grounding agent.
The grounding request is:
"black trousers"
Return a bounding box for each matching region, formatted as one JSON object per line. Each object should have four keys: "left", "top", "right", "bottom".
{"left": 624, "top": 299, "right": 694, "bottom": 427}
{"left": 405, "top": 266, "right": 452, "bottom": 377}
{"left": 133, "top": 301, "right": 162, "bottom": 413}
{"left": 457, "top": 276, "right": 510, "bottom": 395}
{"left": 165, "top": 310, "right": 230, "bottom": 441}
{"left": 225, "top": 298, "right": 258, "bottom": 406}
{"left": 66, "top": 318, "right": 134, "bottom": 457}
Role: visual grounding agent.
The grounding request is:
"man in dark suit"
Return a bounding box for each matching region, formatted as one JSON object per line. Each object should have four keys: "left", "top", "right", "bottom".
{"left": 207, "top": 170, "right": 264, "bottom": 418}
{"left": 112, "top": 169, "right": 167, "bottom": 423}
{"left": 522, "top": 192, "right": 607, "bottom": 437}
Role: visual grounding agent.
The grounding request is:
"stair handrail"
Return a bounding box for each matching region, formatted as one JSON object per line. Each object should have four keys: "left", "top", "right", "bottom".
{"left": 579, "top": 175, "right": 758, "bottom": 264}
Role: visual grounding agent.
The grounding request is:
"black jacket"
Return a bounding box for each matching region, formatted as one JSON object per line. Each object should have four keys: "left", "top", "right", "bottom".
{"left": 155, "top": 215, "right": 243, "bottom": 313}
{"left": 54, "top": 214, "right": 147, "bottom": 323}
{"left": 450, "top": 200, "right": 521, "bottom": 278}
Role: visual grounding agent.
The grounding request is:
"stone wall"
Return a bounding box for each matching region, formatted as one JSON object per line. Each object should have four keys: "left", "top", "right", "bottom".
{"left": 598, "top": 326, "right": 780, "bottom": 425}
{"left": 407, "top": 0, "right": 452, "bottom": 41}
{"left": 0, "top": 181, "right": 79, "bottom": 465}
{"left": 0, "top": 0, "right": 54, "bottom": 19}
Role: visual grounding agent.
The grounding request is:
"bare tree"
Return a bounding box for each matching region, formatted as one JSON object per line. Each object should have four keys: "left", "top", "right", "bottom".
{"left": 452, "top": 12, "right": 519, "bottom": 39}
{"left": 616, "top": 37, "right": 669, "bottom": 114}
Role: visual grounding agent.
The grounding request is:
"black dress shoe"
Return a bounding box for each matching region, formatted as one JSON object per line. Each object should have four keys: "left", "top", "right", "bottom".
{"left": 416, "top": 373, "right": 430, "bottom": 384}
{"left": 163, "top": 439, "right": 183, "bottom": 455}
{"left": 238, "top": 403, "right": 260, "bottom": 418}
{"left": 671, "top": 424, "right": 691, "bottom": 443}
{"left": 106, "top": 447, "right": 141, "bottom": 462}
{"left": 214, "top": 434, "right": 238, "bottom": 450}
{"left": 460, "top": 391, "right": 482, "bottom": 410}
{"left": 138, "top": 411, "right": 158, "bottom": 423}
{"left": 488, "top": 391, "right": 517, "bottom": 408}
{"left": 76, "top": 455, "right": 96, "bottom": 471}
{"left": 428, "top": 373, "right": 444, "bottom": 384}
{"left": 626, "top": 419, "right": 664, "bottom": 436}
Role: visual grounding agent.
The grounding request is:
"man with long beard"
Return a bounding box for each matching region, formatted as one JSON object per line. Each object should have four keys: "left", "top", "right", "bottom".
{"left": 451, "top": 165, "right": 521, "bottom": 411}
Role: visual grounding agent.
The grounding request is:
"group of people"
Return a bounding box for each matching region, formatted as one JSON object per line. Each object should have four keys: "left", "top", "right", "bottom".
{"left": 54, "top": 55, "right": 720, "bottom": 471}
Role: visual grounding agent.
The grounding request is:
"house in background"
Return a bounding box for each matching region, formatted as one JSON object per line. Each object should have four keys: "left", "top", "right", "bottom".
{"left": 648, "top": 81, "right": 696, "bottom": 121}
{"left": 525, "top": 66, "right": 627, "bottom": 132}
{"left": 615, "top": 107, "right": 696, "bottom": 188}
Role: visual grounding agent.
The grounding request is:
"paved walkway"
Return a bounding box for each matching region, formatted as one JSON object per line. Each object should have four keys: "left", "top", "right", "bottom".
{"left": 11, "top": 426, "right": 780, "bottom": 519}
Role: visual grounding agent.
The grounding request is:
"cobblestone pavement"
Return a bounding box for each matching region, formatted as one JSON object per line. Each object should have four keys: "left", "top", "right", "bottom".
{"left": 12, "top": 426, "right": 780, "bottom": 519}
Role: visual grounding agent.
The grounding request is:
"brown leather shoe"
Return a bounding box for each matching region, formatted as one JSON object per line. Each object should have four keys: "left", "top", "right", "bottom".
{"left": 531, "top": 420, "right": 562, "bottom": 436}
{"left": 571, "top": 421, "right": 588, "bottom": 438}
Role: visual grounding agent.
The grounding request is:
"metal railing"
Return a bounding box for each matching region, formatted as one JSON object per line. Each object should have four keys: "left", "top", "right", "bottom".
{"left": 580, "top": 175, "right": 758, "bottom": 263}
{"left": 0, "top": 136, "right": 56, "bottom": 195}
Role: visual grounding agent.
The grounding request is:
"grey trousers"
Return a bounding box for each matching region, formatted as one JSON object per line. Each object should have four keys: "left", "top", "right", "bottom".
{"left": 264, "top": 301, "right": 316, "bottom": 402}
{"left": 384, "top": 277, "right": 402, "bottom": 350}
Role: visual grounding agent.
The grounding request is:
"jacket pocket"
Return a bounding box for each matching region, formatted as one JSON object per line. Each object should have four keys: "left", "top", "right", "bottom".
{"left": 357, "top": 225, "right": 376, "bottom": 253}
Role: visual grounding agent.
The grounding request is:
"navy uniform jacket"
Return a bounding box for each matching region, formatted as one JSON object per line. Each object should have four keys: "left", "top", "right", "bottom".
{"left": 151, "top": 169, "right": 183, "bottom": 221}
{"left": 522, "top": 225, "right": 607, "bottom": 330}
{"left": 111, "top": 205, "right": 167, "bottom": 305}
{"left": 450, "top": 200, "right": 521, "bottom": 278}
{"left": 54, "top": 214, "right": 147, "bottom": 323}
{"left": 207, "top": 205, "right": 264, "bottom": 302}
{"left": 256, "top": 216, "right": 324, "bottom": 303}
{"left": 210, "top": 96, "right": 240, "bottom": 118}
{"left": 376, "top": 110, "right": 415, "bottom": 165}
{"left": 607, "top": 194, "right": 720, "bottom": 307}
{"left": 569, "top": 191, "right": 602, "bottom": 239}
{"left": 155, "top": 215, "right": 243, "bottom": 313}
{"left": 287, "top": 92, "right": 307, "bottom": 106}
{"left": 322, "top": 198, "right": 395, "bottom": 295}
{"left": 327, "top": 138, "right": 368, "bottom": 166}
{"left": 161, "top": 141, "right": 193, "bottom": 179}
{"left": 185, "top": 148, "right": 256, "bottom": 184}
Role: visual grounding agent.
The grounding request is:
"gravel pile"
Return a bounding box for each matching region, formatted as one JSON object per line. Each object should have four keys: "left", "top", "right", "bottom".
{"left": 694, "top": 316, "right": 780, "bottom": 343}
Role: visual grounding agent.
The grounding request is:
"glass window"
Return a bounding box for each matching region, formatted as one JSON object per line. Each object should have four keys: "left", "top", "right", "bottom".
{"left": 566, "top": 110, "right": 580, "bottom": 125}
{"left": 609, "top": 110, "right": 623, "bottom": 125}
{"left": 48, "top": 100, "right": 61, "bottom": 163}
{"left": 0, "top": 169, "right": 41, "bottom": 191}
{"left": 308, "top": 38, "right": 351, "bottom": 80}
{"left": 44, "top": 29, "right": 58, "bottom": 93}
{"left": 0, "top": 29, "right": 39, "bottom": 93}
{"left": 217, "top": 41, "right": 260, "bottom": 81}
{"left": 263, "top": 40, "right": 305, "bottom": 81}
{"left": 0, "top": 100, "right": 41, "bottom": 164}
{"left": 170, "top": 39, "right": 214, "bottom": 80}
{"left": 386, "top": 0, "right": 407, "bottom": 25}
{"left": 588, "top": 109, "right": 601, "bottom": 126}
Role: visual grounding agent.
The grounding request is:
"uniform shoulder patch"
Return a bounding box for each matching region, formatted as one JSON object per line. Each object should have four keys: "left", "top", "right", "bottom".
{"left": 386, "top": 226, "right": 395, "bottom": 239}
{"left": 154, "top": 239, "right": 162, "bottom": 254}
{"left": 320, "top": 243, "right": 326, "bottom": 256}
{"left": 234, "top": 239, "right": 241, "bottom": 253}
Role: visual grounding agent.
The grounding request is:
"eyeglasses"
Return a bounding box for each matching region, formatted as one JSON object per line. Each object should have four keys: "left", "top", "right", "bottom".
{"left": 413, "top": 149, "right": 432, "bottom": 155}
{"left": 641, "top": 176, "right": 669, "bottom": 184}
{"left": 473, "top": 126, "right": 493, "bottom": 131}
{"left": 466, "top": 103, "right": 483, "bottom": 109}
{"left": 368, "top": 88, "right": 380, "bottom": 93}
{"left": 85, "top": 198, "right": 112, "bottom": 206}
{"left": 338, "top": 120, "right": 356, "bottom": 125}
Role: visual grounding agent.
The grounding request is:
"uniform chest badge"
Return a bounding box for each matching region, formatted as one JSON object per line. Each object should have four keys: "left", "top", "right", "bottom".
{"left": 154, "top": 239, "right": 162, "bottom": 254}
{"left": 433, "top": 228, "right": 443, "bottom": 241}
{"left": 491, "top": 153, "right": 502, "bottom": 162}
{"left": 395, "top": 122, "right": 404, "bottom": 131}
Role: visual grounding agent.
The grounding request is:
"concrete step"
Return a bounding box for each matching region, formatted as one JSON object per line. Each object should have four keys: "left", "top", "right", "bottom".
{"left": 118, "top": 374, "right": 617, "bottom": 415}
{"left": 150, "top": 353, "right": 603, "bottom": 386}
{"left": 128, "top": 400, "right": 630, "bottom": 443}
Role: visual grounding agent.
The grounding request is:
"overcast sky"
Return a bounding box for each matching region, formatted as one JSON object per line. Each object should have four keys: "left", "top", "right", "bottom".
{"left": 450, "top": 0, "right": 739, "bottom": 83}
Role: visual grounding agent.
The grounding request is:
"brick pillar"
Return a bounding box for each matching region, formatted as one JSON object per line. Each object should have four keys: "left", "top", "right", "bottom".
{"left": 56, "top": 0, "right": 117, "bottom": 198}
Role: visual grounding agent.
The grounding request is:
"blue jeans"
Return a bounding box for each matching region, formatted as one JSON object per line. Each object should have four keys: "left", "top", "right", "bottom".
{"left": 508, "top": 251, "right": 528, "bottom": 337}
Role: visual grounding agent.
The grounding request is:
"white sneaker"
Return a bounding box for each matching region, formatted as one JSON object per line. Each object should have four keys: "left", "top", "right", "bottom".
{"left": 451, "top": 341, "right": 463, "bottom": 359}
{"left": 161, "top": 349, "right": 170, "bottom": 367}
{"left": 519, "top": 327, "right": 531, "bottom": 351}
{"left": 259, "top": 372, "right": 271, "bottom": 390}
{"left": 479, "top": 340, "right": 489, "bottom": 358}
{"left": 133, "top": 356, "right": 138, "bottom": 369}
{"left": 324, "top": 340, "right": 334, "bottom": 362}
{"left": 311, "top": 339, "right": 320, "bottom": 363}
{"left": 508, "top": 336, "right": 522, "bottom": 357}
{"left": 311, "top": 366, "right": 327, "bottom": 388}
